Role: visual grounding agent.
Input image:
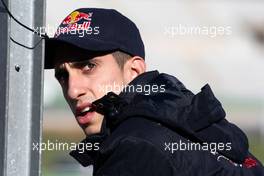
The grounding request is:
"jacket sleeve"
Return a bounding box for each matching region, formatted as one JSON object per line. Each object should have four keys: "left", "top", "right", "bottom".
{"left": 94, "top": 136, "right": 175, "bottom": 176}
{"left": 196, "top": 118, "right": 249, "bottom": 163}
{"left": 211, "top": 152, "right": 264, "bottom": 176}
{"left": 187, "top": 84, "right": 249, "bottom": 163}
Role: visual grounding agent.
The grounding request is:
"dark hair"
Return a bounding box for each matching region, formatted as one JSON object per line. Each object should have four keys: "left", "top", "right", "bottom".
{"left": 112, "top": 51, "right": 132, "bottom": 70}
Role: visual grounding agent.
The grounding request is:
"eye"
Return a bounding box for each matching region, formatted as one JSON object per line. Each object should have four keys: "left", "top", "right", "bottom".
{"left": 83, "top": 62, "right": 96, "bottom": 72}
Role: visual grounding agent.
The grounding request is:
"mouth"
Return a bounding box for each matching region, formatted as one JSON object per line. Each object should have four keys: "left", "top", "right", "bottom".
{"left": 75, "top": 104, "right": 96, "bottom": 125}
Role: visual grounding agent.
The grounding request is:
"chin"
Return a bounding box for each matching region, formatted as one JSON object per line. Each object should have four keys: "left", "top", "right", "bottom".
{"left": 81, "top": 113, "right": 104, "bottom": 136}
{"left": 84, "top": 124, "right": 102, "bottom": 136}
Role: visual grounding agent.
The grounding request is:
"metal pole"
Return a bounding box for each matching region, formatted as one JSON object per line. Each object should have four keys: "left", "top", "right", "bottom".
{"left": 0, "top": 0, "right": 9, "bottom": 175}
{"left": 0, "top": 0, "right": 45, "bottom": 175}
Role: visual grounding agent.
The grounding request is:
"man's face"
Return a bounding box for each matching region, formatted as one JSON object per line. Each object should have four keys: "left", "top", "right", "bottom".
{"left": 54, "top": 54, "right": 127, "bottom": 136}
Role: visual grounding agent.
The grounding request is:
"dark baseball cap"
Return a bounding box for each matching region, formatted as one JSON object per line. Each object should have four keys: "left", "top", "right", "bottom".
{"left": 45, "top": 8, "right": 145, "bottom": 69}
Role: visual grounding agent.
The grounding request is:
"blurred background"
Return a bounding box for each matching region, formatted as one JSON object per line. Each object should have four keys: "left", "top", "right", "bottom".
{"left": 44, "top": 0, "right": 264, "bottom": 175}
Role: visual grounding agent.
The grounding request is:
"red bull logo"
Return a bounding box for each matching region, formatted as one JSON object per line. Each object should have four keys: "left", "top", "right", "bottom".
{"left": 62, "top": 11, "right": 92, "bottom": 25}
{"left": 55, "top": 11, "right": 98, "bottom": 38}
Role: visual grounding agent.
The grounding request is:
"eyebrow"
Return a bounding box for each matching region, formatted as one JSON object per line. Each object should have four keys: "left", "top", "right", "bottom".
{"left": 71, "top": 58, "right": 101, "bottom": 68}
{"left": 71, "top": 60, "right": 92, "bottom": 68}
{"left": 54, "top": 58, "right": 101, "bottom": 77}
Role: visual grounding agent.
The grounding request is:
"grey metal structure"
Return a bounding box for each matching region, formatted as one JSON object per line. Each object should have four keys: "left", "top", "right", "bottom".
{"left": 0, "top": 0, "right": 45, "bottom": 175}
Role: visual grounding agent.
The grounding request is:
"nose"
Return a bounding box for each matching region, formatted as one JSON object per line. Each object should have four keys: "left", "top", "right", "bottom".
{"left": 67, "top": 71, "right": 86, "bottom": 100}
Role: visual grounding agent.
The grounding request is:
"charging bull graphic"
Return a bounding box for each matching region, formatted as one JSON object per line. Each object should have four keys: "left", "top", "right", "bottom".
{"left": 55, "top": 11, "right": 96, "bottom": 37}
{"left": 62, "top": 11, "right": 92, "bottom": 25}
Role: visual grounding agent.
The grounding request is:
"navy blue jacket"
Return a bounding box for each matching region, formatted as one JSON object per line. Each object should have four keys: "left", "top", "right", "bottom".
{"left": 70, "top": 70, "right": 264, "bottom": 176}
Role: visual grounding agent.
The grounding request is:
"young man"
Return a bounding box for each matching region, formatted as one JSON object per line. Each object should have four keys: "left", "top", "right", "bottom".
{"left": 45, "top": 8, "right": 264, "bottom": 176}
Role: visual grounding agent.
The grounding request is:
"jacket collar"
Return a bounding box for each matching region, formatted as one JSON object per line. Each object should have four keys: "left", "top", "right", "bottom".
{"left": 119, "top": 70, "right": 160, "bottom": 103}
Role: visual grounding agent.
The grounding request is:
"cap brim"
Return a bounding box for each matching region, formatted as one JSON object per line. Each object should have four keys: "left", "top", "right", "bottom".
{"left": 44, "top": 37, "right": 119, "bottom": 69}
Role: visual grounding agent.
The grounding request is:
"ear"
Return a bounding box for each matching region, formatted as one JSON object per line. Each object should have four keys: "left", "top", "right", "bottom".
{"left": 123, "top": 56, "right": 146, "bottom": 84}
